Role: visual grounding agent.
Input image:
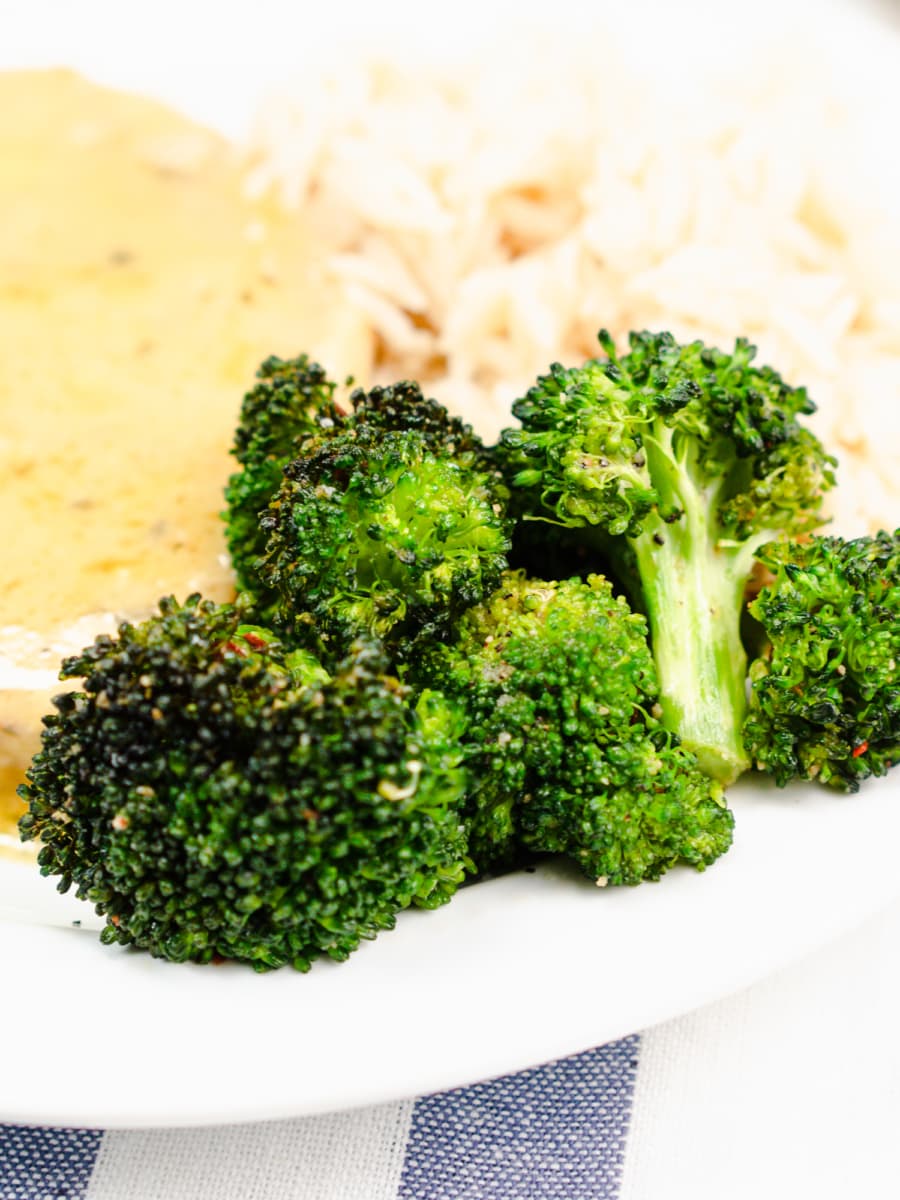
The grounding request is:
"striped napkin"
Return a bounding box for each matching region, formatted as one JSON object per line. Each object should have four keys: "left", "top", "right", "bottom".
{"left": 2, "top": 894, "right": 899, "bottom": 1200}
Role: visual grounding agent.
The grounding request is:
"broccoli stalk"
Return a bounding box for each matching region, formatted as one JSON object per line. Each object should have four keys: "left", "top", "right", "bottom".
{"left": 499, "top": 330, "right": 837, "bottom": 783}
{"left": 626, "top": 424, "right": 767, "bottom": 783}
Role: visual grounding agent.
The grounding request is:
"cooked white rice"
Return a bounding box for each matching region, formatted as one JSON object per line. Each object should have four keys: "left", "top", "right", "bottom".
{"left": 242, "top": 6, "right": 900, "bottom": 535}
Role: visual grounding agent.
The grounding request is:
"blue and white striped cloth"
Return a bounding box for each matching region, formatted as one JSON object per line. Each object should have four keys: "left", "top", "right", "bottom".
{"left": 3, "top": 894, "right": 900, "bottom": 1200}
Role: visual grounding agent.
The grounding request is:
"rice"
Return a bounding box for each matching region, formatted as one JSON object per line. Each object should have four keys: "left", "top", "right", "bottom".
{"left": 242, "top": 10, "right": 900, "bottom": 536}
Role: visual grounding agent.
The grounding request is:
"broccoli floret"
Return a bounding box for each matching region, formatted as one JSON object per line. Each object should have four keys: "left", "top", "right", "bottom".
{"left": 225, "top": 368, "right": 510, "bottom": 658}
{"left": 260, "top": 419, "right": 511, "bottom": 658}
{"left": 419, "top": 571, "right": 733, "bottom": 885}
{"left": 744, "top": 530, "right": 900, "bottom": 790}
{"left": 350, "top": 380, "right": 486, "bottom": 460}
{"left": 224, "top": 355, "right": 347, "bottom": 603}
{"left": 498, "top": 330, "right": 837, "bottom": 783}
{"left": 18, "top": 595, "right": 470, "bottom": 971}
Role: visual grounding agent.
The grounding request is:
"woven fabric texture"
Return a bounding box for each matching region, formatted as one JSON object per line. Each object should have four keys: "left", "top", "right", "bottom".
{"left": 398, "top": 1039, "right": 639, "bottom": 1200}
{"left": 0, "top": 1126, "right": 101, "bottom": 1200}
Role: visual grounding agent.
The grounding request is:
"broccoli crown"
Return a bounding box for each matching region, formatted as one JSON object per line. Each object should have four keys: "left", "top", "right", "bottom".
{"left": 422, "top": 571, "right": 733, "bottom": 884}
{"left": 350, "top": 380, "right": 486, "bottom": 460}
{"left": 224, "top": 355, "right": 346, "bottom": 598}
{"left": 18, "top": 595, "right": 470, "bottom": 971}
{"left": 260, "top": 424, "right": 511, "bottom": 656}
{"left": 501, "top": 329, "right": 836, "bottom": 543}
{"left": 744, "top": 530, "right": 900, "bottom": 791}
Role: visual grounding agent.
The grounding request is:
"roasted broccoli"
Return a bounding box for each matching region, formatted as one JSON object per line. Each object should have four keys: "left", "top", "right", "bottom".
{"left": 417, "top": 571, "right": 733, "bottom": 885}
{"left": 259, "top": 385, "right": 511, "bottom": 657}
{"left": 350, "top": 379, "right": 487, "bottom": 459}
{"left": 21, "top": 332, "right": 885, "bottom": 976}
{"left": 497, "top": 330, "right": 837, "bottom": 783}
{"left": 744, "top": 530, "right": 900, "bottom": 790}
{"left": 18, "top": 595, "right": 469, "bottom": 971}
{"left": 224, "top": 354, "right": 346, "bottom": 604}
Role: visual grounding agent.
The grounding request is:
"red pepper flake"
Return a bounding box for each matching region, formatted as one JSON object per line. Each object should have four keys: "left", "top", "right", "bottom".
{"left": 852, "top": 741, "right": 869, "bottom": 758}
{"left": 242, "top": 632, "right": 268, "bottom": 650}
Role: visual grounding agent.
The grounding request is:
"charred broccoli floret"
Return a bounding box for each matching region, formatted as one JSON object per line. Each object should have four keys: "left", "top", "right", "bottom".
{"left": 224, "top": 355, "right": 347, "bottom": 603}
{"left": 419, "top": 571, "right": 733, "bottom": 885}
{"left": 744, "top": 530, "right": 900, "bottom": 790}
{"left": 350, "top": 380, "right": 487, "bottom": 459}
{"left": 18, "top": 596, "right": 469, "bottom": 971}
{"left": 260, "top": 414, "right": 511, "bottom": 657}
{"left": 497, "top": 330, "right": 837, "bottom": 783}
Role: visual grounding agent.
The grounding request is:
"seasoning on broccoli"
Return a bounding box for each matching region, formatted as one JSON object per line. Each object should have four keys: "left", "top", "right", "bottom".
{"left": 418, "top": 571, "right": 734, "bottom": 885}
{"left": 744, "top": 530, "right": 900, "bottom": 791}
{"left": 259, "top": 383, "right": 511, "bottom": 658}
{"left": 18, "top": 595, "right": 470, "bottom": 971}
{"left": 224, "top": 354, "right": 347, "bottom": 605}
{"left": 497, "top": 330, "right": 837, "bottom": 784}
{"left": 351, "top": 379, "right": 488, "bottom": 461}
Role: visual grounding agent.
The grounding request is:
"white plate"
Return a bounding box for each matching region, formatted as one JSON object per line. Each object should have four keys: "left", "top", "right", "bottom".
{"left": 1, "top": 770, "right": 898, "bottom": 1128}
{"left": 1, "top": 0, "right": 897, "bottom": 1132}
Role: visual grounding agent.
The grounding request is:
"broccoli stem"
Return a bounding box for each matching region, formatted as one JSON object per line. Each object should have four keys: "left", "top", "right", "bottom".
{"left": 629, "top": 438, "right": 752, "bottom": 784}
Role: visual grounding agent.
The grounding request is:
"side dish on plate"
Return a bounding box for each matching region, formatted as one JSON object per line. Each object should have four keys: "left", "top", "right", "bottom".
{"left": 2, "top": 40, "right": 899, "bottom": 976}
{"left": 16, "top": 339, "right": 900, "bottom": 971}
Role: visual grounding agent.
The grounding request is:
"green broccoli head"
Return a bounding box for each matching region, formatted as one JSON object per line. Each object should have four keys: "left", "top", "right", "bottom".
{"left": 496, "top": 330, "right": 837, "bottom": 784}
{"left": 422, "top": 571, "right": 733, "bottom": 884}
{"left": 224, "top": 354, "right": 346, "bottom": 600}
{"left": 350, "top": 380, "right": 486, "bottom": 460}
{"left": 260, "top": 424, "right": 512, "bottom": 657}
{"left": 744, "top": 530, "right": 900, "bottom": 791}
{"left": 503, "top": 330, "right": 834, "bottom": 541}
{"left": 18, "top": 595, "right": 470, "bottom": 971}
